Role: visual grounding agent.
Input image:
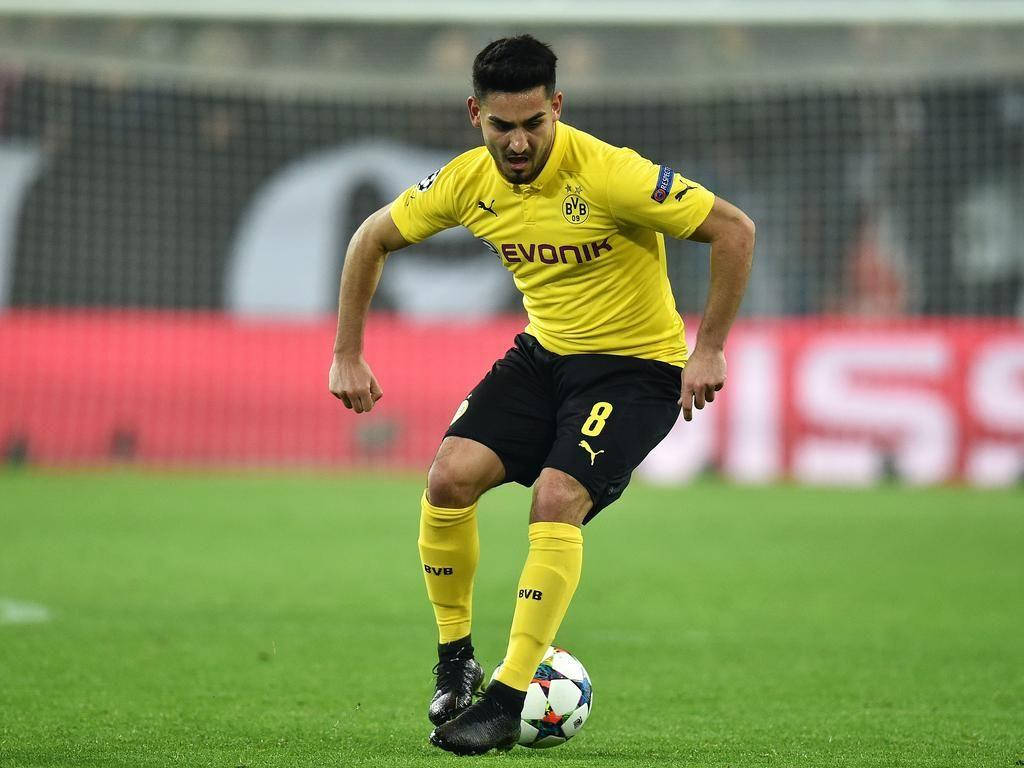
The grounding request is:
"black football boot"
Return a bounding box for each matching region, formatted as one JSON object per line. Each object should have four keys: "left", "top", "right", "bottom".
{"left": 428, "top": 680, "right": 525, "bottom": 756}
{"left": 428, "top": 636, "right": 485, "bottom": 726}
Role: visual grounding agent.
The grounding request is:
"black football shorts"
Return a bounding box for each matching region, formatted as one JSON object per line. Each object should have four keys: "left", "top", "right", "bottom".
{"left": 444, "top": 333, "right": 682, "bottom": 523}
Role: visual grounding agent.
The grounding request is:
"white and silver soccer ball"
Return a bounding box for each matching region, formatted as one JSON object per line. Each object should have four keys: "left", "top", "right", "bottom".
{"left": 492, "top": 645, "right": 593, "bottom": 749}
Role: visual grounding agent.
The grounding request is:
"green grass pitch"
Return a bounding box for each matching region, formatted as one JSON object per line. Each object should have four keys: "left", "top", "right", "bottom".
{"left": 1, "top": 471, "right": 1022, "bottom": 767}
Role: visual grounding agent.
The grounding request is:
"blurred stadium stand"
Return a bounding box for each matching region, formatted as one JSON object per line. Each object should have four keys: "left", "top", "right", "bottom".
{"left": 0, "top": 3, "right": 1022, "bottom": 483}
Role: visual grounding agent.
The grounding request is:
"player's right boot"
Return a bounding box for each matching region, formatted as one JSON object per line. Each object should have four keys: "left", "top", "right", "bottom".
{"left": 428, "top": 638, "right": 485, "bottom": 726}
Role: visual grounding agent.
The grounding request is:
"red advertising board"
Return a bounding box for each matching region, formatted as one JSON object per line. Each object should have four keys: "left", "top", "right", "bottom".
{"left": 1, "top": 311, "right": 1022, "bottom": 486}
{"left": 641, "top": 318, "right": 1024, "bottom": 487}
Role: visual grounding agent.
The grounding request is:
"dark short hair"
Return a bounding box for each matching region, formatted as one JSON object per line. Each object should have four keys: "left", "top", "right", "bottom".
{"left": 472, "top": 35, "right": 557, "bottom": 99}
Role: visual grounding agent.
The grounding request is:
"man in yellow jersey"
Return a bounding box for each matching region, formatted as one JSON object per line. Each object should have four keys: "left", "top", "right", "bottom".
{"left": 329, "top": 35, "right": 754, "bottom": 755}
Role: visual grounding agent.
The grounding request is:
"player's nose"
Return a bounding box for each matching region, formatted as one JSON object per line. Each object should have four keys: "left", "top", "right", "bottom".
{"left": 508, "top": 129, "right": 529, "bottom": 154}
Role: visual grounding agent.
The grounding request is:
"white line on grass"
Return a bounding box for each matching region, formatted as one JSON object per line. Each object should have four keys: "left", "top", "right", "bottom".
{"left": 0, "top": 598, "right": 52, "bottom": 625}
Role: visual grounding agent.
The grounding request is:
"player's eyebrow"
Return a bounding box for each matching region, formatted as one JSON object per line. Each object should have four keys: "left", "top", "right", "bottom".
{"left": 488, "top": 112, "right": 546, "bottom": 129}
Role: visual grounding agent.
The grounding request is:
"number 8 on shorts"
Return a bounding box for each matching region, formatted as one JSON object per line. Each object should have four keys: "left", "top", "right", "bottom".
{"left": 581, "top": 402, "right": 613, "bottom": 437}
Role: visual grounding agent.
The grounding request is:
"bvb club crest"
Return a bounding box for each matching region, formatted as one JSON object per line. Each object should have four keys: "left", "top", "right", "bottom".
{"left": 562, "top": 193, "right": 590, "bottom": 224}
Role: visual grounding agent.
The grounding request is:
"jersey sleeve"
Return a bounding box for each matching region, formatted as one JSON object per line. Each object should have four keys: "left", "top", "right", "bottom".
{"left": 389, "top": 164, "right": 460, "bottom": 244}
{"left": 605, "top": 148, "right": 715, "bottom": 239}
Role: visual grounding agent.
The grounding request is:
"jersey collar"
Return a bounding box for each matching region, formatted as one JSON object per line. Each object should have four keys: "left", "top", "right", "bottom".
{"left": 496, "top": 121, "right": 568, "bottom": 192}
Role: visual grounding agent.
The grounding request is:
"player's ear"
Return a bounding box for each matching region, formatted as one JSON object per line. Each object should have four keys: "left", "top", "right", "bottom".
{"left": 467, "top": 96, "right": 482, "bottom": 128}
{"left": 549, "top": 90, "right": 563, "bottom": 121}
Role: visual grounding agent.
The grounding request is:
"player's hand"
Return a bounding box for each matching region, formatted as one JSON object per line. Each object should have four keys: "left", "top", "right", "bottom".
{"left": 679, "top": 346, "right": 726, "bottom": 422}
{"left": 329, "top": 354, "right": 383, "bottom": 413}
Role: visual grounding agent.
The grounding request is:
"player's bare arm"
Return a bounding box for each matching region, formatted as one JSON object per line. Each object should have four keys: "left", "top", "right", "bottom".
{"left": 329, "top": 205, "right": 410, "bottom": 413}
{"left": 679, "top": 196, "right": 756, "bottom": 421}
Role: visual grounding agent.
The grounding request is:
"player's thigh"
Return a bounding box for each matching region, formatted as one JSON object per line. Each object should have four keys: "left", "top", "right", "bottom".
{"left": 427, "top": 436, "right": 506, "bottom": 508}
{"left": 443, "top": 333, "right": 557, "bottom": 491}
{"left": 545, "top": 356, "right": 681, "bottom": 523}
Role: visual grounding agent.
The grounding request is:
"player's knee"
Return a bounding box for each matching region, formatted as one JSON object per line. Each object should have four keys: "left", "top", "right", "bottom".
{"left": 426, "top": 459, "right": 482, "bottom": 509}
{"left": 531, "top": 470, "right": 591, "bottom": 525}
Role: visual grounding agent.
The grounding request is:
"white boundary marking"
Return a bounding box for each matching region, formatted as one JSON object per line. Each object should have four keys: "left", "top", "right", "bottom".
{"left": 0, "top": 598, "right": 52, "bottom": 625}
{"left": 1, "top": 0, "right": 1024, "bottom": 24}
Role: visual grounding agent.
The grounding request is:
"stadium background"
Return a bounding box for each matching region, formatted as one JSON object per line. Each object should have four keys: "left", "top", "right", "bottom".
{"left": 1, "top": 4, "right": 1023, "bottom": 482}
{"left": 1, "top": 4, "right": 1022, "bottom": 767}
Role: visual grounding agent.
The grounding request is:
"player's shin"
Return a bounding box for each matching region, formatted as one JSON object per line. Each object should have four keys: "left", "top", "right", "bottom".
{"left": 418, "top": 490, "right": 480, "bottom": 643}
{"left": 494, "top": 522, "right": 583, "bottom": 691}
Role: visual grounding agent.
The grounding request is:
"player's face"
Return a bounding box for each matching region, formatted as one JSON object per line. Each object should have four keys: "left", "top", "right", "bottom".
{"left": 468, "top": 86, "right": 563, "bottom": 184}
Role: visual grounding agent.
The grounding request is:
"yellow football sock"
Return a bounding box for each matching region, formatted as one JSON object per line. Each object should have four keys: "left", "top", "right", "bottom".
{"left": 418, "top": 490, "right": 479, "bottom": 643}
{"left": 494, "top": 522, "right": 583, "bottom": 691}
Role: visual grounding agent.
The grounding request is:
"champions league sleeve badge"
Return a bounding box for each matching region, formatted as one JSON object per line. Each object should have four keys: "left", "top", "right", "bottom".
{"left": 417, "top": 168, "right": 441, "bottom": 192}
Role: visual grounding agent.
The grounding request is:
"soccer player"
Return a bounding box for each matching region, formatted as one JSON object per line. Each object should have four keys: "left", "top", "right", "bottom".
{"left": 329, "top": 35, "right": 754, "bottom": 755}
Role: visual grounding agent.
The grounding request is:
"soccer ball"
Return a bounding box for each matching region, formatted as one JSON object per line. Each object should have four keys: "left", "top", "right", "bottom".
{"left": 492, "top": 645, "right": 593, "bottom": 748}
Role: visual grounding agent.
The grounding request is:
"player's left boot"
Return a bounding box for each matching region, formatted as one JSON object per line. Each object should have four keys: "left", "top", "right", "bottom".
{"left": 428, "top": 680, "right": 525, "bottom": 756}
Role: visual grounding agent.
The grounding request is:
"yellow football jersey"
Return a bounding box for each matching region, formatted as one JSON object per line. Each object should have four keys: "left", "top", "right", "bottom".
{"left": 389, "top": 122, "right": 714, "bottom": 367}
